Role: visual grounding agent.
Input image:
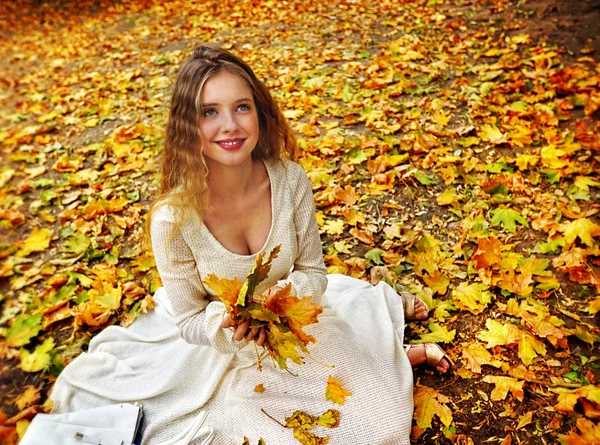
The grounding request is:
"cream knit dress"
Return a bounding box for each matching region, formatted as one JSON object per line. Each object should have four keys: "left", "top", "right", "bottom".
{"left": 50, "top": 159, "right": 414, "bottom": 445}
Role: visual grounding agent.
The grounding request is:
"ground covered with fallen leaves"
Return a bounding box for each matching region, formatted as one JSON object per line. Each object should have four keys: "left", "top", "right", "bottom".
{"left": 0, "top": 0, "right": 599, "bottom": 444}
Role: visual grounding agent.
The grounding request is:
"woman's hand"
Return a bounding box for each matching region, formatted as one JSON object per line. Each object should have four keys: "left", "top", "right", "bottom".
{"left": 221, "top": 315, "right": 267, "bottom": 346}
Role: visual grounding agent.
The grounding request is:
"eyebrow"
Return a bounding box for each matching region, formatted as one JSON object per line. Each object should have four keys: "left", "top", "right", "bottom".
{"left": 201, "top": 97, "right": 253, "bottom": 107}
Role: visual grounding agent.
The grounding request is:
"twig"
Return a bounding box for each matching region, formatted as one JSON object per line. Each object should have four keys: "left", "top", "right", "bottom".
{"left": 261, "top": 409, "right": 287, "bottom": 429}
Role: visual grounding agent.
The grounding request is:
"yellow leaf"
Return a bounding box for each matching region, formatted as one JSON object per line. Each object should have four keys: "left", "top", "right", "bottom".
{"left": 482, "top": 375, "right": 524, "bottom": 401}
{"left": 254, "top": 384, "right": 265, "bottom": 393}
{"left": 203, "top": 274, "right": 244, "bottom": 310}
{"left": 266, "top": 323, "right": 307, "bottom": 369}
{"left": 517, "top": 334, "right": 546, "bottom": 366}
{"left": 560, "top": 218, "right": 600, "bottom": 247}
{"left": 238, "top": 246, "right": 280, "bottom": 305}
{"left": 461, "top": 343, "right": 502, "bottom": 374}
{"left": 17, "top": 228, "right": 53, "bottom": 257}
{"left": 452, "top": 282, "right": 493, "bottom": 314}
{"left": 436, "top": 188, "right": 459, "bottom": 206}
{"left": 415, "top": 322, "right": 456, "bottom": 344}
{"left": 517, "top": 411, "right": 535, "bottom": 429}
{"left": 322, "top": 219, "right": 345, "bottom": 235}
{"left": 325, "top": 375, "right": 352, "bottom": 406}
{"left": 478, "top": 124, "right": 506, "bottom": 144}
{"left": 89, "top": 282, "right": 122, "bottom": 310}
{"left": 69, "top": 168, "right": 100, "bottom": 186}
{"left": 558, "top": 418, "right": 600, "bottom": 445}
{"left": 413, "top": 385, "right": 453, "bottom": 429}
{"left": 84, "top": 118, "right": 99, "bottom": 127}
{"left": 292, "top": 428, "right": 329, "bottom": 445}
{"left": 477, "top": 319, "right": 524, "bottom": 347}
{"left": 13, "top": 386, "right": 41, "bottom": 411}
{"left": 588, "top": 296, "right": 600, "bottom": 315}
{"left": 16, "top": 420, "right": 30, "bottom": 440}
{"left": 286, "top": 410, "right": 316, "bottom": 430}
{"left": 19, "top": 338, "right": 55, "bottom": 372}
{"left": 317, "top": 409, "right": 340, "bottom": 429}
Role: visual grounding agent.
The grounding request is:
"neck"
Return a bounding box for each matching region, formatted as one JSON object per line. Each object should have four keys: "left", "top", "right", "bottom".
{"left": 207, "top": 158, "right": 257, "bottom": 200}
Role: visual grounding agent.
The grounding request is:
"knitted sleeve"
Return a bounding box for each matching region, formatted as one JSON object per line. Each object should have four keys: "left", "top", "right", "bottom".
{"left": 150, "top": 206, "right": 248, "bottom": 354}
{"left": 281, "top": 162, "right": 328, "bottom": 302}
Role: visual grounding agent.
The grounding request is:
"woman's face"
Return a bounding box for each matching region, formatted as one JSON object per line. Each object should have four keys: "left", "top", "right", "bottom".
{"left": 198, "top": 70, "right": 259, "bottom": 169}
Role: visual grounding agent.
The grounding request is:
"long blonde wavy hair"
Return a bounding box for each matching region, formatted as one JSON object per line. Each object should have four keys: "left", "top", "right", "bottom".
{"left": 146, "top": 45, "right": 298, "bottom": 241}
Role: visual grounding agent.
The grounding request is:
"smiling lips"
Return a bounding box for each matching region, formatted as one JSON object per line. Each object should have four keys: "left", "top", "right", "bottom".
{"left": 214, "top": 138, "right": 246, "bottom": 151}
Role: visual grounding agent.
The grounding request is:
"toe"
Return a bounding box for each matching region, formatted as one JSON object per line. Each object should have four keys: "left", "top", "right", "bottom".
{"left": 437, "top": 358, "right": 450, "bottom": 373}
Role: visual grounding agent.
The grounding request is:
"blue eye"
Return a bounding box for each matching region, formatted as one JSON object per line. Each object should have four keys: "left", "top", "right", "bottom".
{"left": 203, "top": 109, "right": 216, "bottom": 116}
{"left": 238, "top": 104, "right": 250, "bottom": 111}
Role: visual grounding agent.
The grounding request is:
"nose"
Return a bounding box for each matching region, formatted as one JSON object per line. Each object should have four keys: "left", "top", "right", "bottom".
{"left": 221, "top": 111, "right": 239, "bottom": 132}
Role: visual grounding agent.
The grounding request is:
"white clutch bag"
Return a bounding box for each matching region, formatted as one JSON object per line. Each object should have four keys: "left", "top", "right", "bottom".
{"left": 19, "top": 403, "right": 143, "bottom": 445}
{"left": 19, "top": 403, "right": 215, "bottom": 445}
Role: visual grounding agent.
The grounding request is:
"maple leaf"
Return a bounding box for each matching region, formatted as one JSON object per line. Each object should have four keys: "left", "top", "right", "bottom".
{"left": 560, "top": 218, "right": 600, "bottom": 247}
{"left": 203, "top": 275, "right": 244, "bottom": 311}
{"left": 4, "top": 313, "right": 42, "bottom": 347}
{"left": 477, "top": 319, "right": 523, "bottom": 348}
{"left": 325, "top": 375, "right": 352, "bottom": 406}
{"left": 12, "top": 386, "right": 41, "bottom": 411}
{"left": 461, "top": 343, "right": 502, "bottom": 374}
{"left": 293, "top": 428, "right": 329, "bottom": 445}
{"left": 415, "top": 322, "right": 456, "bottom": 344}
{"left": 16, "top": 227, "right": 53, "bottom": 257}
{"left": 558, "top": 418, "right": 600, "bottom": 445}
{"left": 452, "top": 282, "right": 493, "bottom": 314}
{"left": 490, "top": 208, "right": 529, "bottom": 233}
{"left": 317, "top": 410, "right": 340, "bottom": 429}
{"left": 268, "top": 286, "right": 323, "bottom": 344}
{"left": 517, "top": 334, "right": 547, "bottom": 366}
{"left": 19, "top": 337, "right": 55, "bottom": 373}
{"left": 472, "top": 236, "right": 502, "bottom": 269}
{"left": 239, "top": 245, "right": 280, "bottom": 306}
{"left": 483, "top": 376, "right": 524, "bottom": 401}
{"left": 266, "top": 323, "right": 307, "bottom": 369}
{"left": 478, "top": 124, "right": 506, "bottom": 144}
{"left": 413, "top": 385, "right": 453, "bottom": 430}
{"left": 286, "top": 411, "right": 316, "bottom": 430}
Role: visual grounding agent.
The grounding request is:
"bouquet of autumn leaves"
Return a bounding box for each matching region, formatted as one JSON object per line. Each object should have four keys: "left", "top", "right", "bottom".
{"left": 203, "top": 245, "right": 323, "bottom": 370}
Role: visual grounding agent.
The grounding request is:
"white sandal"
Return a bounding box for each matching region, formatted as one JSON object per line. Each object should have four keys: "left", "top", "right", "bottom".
{"left": 404, "top": 343, "right": 454, "bottom": 371}
{"left": 397, "top": 290, "right": 429, "bottom": 320}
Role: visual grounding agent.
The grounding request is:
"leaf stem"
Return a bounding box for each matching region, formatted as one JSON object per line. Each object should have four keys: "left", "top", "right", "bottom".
{"left": 304, "top": 351, "right": 335, "bottom": 369}
{"left": 261, "top": 409, "right": 287, "bottom": 429}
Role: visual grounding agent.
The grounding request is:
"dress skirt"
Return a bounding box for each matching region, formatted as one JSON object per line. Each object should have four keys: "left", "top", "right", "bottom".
{"left": 50, "top": 275, "right": 414, "bottom": 445}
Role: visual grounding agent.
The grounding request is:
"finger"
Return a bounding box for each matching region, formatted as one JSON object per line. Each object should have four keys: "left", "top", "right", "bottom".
{"left": 221, "top": 315, "right": 232, "bottom": 329}
{"left": 251, "top": 327, "right": 259, "bottom": 337}
{"left": 256, "top": 328, "right": 266, "bottom": 347}
{"left": 233, "top": 320, "right": 250, "bottom": 341}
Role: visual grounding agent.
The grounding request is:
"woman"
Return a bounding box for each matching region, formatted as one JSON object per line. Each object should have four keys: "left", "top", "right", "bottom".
{"left": 51, "top": 46, "right": 451, "bottom": 445}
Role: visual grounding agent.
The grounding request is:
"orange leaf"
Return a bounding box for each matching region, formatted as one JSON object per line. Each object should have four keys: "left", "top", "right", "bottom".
{"left": 203, "top": 274, "right": 244, "bottom": 311}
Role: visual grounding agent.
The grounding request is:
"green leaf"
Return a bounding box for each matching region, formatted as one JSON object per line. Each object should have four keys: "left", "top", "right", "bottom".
{"left": 490, "top": 208, "right": 529, "bottom": 233}
{"left": 365, "top": 248, "right": 385, "bottom": 265}
{"left": 414, "top": 171, "right": 436, "bottom": 186}
{"left": 62, "top": 232, "right": 91, "bottom": 255}
{"left": 415, "top": 322, "right": 456, "bottom": 344}
{"left": 5, "top": 313, "right": 42, "bottom": 347}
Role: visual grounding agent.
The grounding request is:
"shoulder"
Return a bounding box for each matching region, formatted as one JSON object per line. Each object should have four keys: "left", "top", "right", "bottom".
{"left": 266, "top": 158, "right": 309, "bottom": 184}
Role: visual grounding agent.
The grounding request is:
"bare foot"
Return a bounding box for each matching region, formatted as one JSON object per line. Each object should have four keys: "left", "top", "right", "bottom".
{"left": 406, "top": 344, "right": 451, "bottom": 373}
{"left": 413, "top": 298, "right": 428, "bottom": 320}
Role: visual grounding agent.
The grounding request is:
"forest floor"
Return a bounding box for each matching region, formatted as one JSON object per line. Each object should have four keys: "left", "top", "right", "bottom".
{"left": 0, "top": 0, "right": 598, "bottom": 444}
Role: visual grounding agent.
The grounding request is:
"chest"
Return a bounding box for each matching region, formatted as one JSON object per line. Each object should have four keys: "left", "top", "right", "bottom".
{"left": 203, "top": 184, "right": 272, "bottom": 256}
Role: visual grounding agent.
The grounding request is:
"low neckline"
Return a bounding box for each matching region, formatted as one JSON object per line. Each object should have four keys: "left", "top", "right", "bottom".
{"left": 199, "top": 159, "right": 275, "bottom": 258}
